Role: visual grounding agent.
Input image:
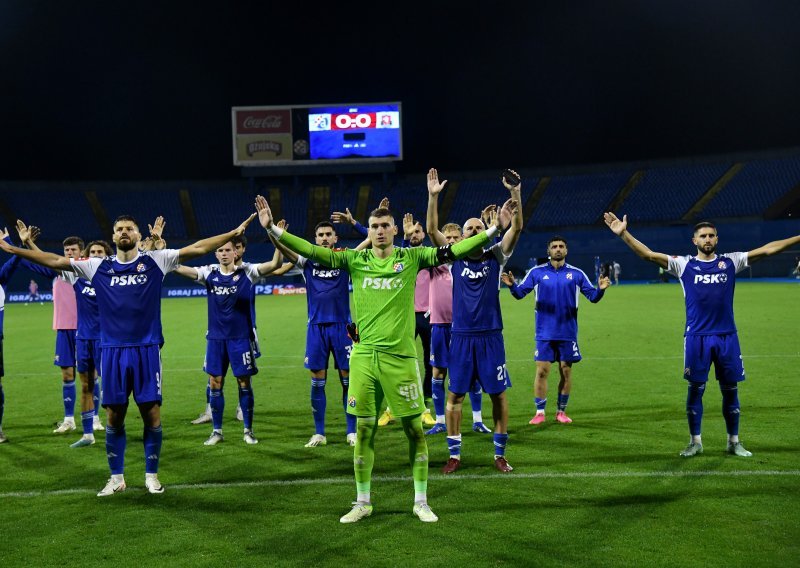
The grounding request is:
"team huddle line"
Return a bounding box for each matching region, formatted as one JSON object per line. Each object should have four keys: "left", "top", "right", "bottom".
{"left": 0, "top": 167, "right": 798, "bottom": 524}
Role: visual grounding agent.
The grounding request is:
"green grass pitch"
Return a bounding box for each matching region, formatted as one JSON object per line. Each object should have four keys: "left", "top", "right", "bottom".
{"left": 1, "top": 282, "right": 798, "bottom": 567}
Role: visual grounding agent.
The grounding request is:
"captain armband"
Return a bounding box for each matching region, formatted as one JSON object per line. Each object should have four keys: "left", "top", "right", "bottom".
{"left": 436, "top": 245, "right": 457, "bottom": 264}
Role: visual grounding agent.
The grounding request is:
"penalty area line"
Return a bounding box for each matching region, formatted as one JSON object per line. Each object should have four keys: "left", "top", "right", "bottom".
{"left": 2, "top": 469, "right": 799, "bottom": 499}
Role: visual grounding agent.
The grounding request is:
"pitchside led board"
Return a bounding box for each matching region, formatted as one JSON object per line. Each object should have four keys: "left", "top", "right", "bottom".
{"left": 232, "top": 102, "right": 402, "bottom": 167}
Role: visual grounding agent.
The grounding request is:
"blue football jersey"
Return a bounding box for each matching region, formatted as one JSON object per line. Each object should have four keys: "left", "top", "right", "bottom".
{"left": 71, "top": 250, "right": 180, "bottom": 347}
{"left": 510, "top": 262, "right": 604, "bottom": 341}
{"left": 667, "top": 252, "right": 748, "bottom": 336}
{"left": 62, "top": 272, "right": 101, "bottom": 340}
{"left": 297, "top": 254, "right": 351, "bottom": 324}
{"left": 196, "top": 263, "right": 260, "bottom": 340}
{"left": 451, "top": 243, "right": 508, "bottom": 333}
{"left": 0, "top": 252, "right": 22, "bottom": 337}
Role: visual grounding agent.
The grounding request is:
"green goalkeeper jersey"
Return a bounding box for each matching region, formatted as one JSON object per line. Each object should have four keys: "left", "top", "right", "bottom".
{"left": 277, "top": 230, "right": 492, "bottom": 358}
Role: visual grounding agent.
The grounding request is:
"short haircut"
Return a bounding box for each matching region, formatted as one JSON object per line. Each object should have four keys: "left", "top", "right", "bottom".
{"left": 231, "top": 234, "right": 248, "bottom": 249}
{"left": 693, "top": 221, "right": 716, "bottom": 234}
{"left": 547, "top": 235, "right": 568, "bottom": 248}
{"left": 368, "top": 207, "right": 393, "bottom": 222}
{"left": 113, "top": 214, "right": 138, "bottom": 229}
{"left": 84, "top": 240, "right": 113, "bottom": 256}
{"left": 441, "top": 223, "right": 461, "bottom": 233}
{"left": 62, "top": 236, "right": 85, "bottom": 250}
{"left": 315, "top": 221, "right": 336, "bottom": 234}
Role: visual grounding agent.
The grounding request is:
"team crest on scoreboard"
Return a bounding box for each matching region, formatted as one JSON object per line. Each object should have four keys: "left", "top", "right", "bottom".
{"left": 566, "top": 273, "right": 573, "bottom": 280}
{"left": 136, "top": 263, "right": 146, "bottom": 273}
{"left": 393, "top": 262, "right": 404, "bottom": 273}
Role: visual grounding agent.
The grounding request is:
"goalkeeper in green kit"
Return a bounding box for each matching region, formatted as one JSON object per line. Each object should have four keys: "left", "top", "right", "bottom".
{"left": 255, "top": 193, "right": 517, "bottom": 523}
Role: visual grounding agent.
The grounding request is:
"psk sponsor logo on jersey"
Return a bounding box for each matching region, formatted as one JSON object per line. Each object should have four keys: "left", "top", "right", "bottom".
{"left": 460, "top": 265, "right": 490, "bottom": 279}
{"left": 693, "top": 273, "right": 727, "bottom": 284}
{"left": 110, "top": 274, "right": 148, "bottom": 286}
{"left": 212, "top": 285, "right": 238, "bottom": 295}
{"left": 81, "top": 286, "right": 96, "bottom": 296}
{"left": 312, "top": 268, "right": 339, "bottom": 278}
{"left": 136, "top": 263, "right": 146, "bottom": 273}
{"left": 393, "top": 262, "right": 404, "bottom": 273}
{"left": 362, "top": 277, "right": 403, "bottom": 289}
{"left": 347, "top": 395, "right": 357, "bottom": 408}
{"left": 566, "top": 273, "right": 573, "bottom": 280}
{"left": 718, "top": 261, "right": 726, "bottom": 269}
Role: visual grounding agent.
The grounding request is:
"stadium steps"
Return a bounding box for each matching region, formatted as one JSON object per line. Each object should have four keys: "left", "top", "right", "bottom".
{"left": 268, "top": 187, "right": 283, "bottom": 224}
{"left": 764, "top": 180, "right": 800, "bottom": 220}
{"left": 522, "top": 176, "right": 551, "bottom": 226}
{"left": 84, "top": 190, "right": 112, "bottom": 237}
{"left": 178, "top": 189, "right": 199, "bottom": 239}
{"left": 438, "top": 180, "right": 459, "bottom": 230}
{"left": 307, "top": 186, "right": 330, "bottom": 238}
{"left": 601, "top": 170, "right": 646, "bottom": 222}
{"left": 681, "top": 163, "right": 744, "bottom": 222}
{"left": 353, "top": 184, "right": 372, "bottom": 227}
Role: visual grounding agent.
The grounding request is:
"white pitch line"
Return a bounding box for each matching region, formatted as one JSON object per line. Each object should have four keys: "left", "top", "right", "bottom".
{"left": 2, "top": 469, "right": 798, "bottom": 499}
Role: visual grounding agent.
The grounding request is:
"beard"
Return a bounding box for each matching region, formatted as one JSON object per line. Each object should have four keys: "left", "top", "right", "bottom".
{"left": 116, "top": 238, "right": 137, "bottom": 252}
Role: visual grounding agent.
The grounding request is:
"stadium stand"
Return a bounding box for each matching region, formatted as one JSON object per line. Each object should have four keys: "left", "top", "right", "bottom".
{"left": 527, "top": 171, "right": 630, "bottom": 229}
{"left": 2, "top": 152, "right": 798, "bottom": 289}
{"left": 619, "top": 163, "right": 732, "bottom": 222}
{"left": 0, "top": 182, "right": 103, "bottom": 240}
{"left": 701, "top": 157, "right": 800, "bottom": 219}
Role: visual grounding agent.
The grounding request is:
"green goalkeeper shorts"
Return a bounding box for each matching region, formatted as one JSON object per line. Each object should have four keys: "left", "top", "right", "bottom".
{"left": 346, "top": 346, "right": 424, "bottom": 418}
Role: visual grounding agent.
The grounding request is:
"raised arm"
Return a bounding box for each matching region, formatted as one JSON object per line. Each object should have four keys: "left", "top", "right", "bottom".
{"left": 330, "top": 207, "right": 369, "bottom": 238}
{"left": 426, "top": 168, "right": 448, "bottom": 247}
{"left": 603, "top": 212, "right": 670, "bottom": 268}
{"left": 254, "top": 247, "right": 284, "bottom": 276}
{"left": 501, "top": 270, "right": 528, "bottom": 300}
{"left": 0, "top": 227, "right": 72, "bottom": 271}
{"left": 178, "top": 213, "right": 256, "bottom": 262}
{"left": 267, "top": 220, "right": 299, "bottom": 264}
{"left": 500, "top": 170, "right": 524, "bottom": 256}
{"left": 173, "top": 265, "right": 200, "bottom": 280}
{"left": 0, "top": 230, "right": 22, "bottom": 284}
{"left": 437, "top": 206, "right": 509, "bottom": 264}
{"left": 746, "top": 234, "right": 800, "bottom": 264}
{"left": 256, "top": 195, "right": 341, "bottom": 268}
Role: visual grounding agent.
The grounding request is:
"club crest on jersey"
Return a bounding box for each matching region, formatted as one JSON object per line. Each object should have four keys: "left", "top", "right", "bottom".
{"left": 136, "top": 263, "right": 146, "bottom": 272}
{"left": 347, "top": 395, "right": 357, "bottom": 408}
{"left": 566, "top": 273, "right": 573, "bottom": 280}
{"left": 393, "top": 262, "right": 404, "bottom": 273}
{"left": 718, "top": 261, "right": 726, "bottom": 269}
{"left": 232, "top": 274, "right": 240, "bottom": 282}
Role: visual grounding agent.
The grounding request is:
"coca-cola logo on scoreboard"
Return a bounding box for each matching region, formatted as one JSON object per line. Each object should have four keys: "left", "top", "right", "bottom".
{"left": 237, "top": 109, "right": 291, "bottom": 134}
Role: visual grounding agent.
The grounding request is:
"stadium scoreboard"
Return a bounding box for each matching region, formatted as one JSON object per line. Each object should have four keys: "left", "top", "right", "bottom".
{"left": 232, "top": 102, "right": 402, "bottom": 167}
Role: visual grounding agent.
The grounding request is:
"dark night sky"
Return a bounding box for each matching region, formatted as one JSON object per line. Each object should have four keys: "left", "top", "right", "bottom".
{"left": 1, "top": 1, "right": 799, "bottom": 180}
